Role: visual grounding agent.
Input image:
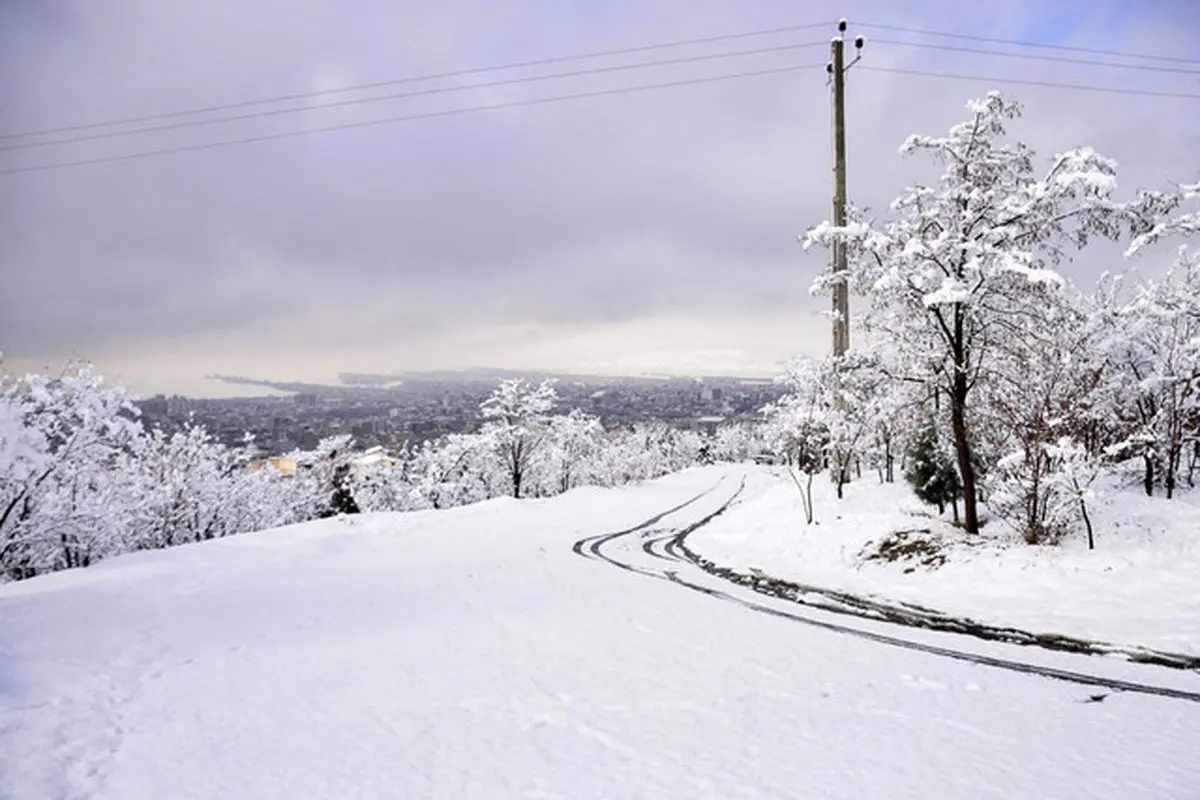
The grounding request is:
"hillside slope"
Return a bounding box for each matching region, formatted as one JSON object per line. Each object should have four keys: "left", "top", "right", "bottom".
{"left": 2, "top": 467, "right": 1198, "bottom": 799}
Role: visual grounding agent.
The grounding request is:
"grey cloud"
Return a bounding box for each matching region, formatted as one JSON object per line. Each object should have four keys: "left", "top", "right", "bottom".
{"left": 1, "top": 0, "right": 1197, "bottom": 390}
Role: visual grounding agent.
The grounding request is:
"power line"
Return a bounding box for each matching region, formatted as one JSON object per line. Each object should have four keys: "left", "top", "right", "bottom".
{"left": 7, "top": 16, "right": 1193, "bottom": 150}
{"left": 0, "top": 20, "right": 835, "bottom": 142}
{"left": 0, "top": 41, "right": 829, "bottom": 152}
{"left": 857, "top": 21, "right": 1200, "bottom": 66}
{"left": 858, "top": 64, "right": 1200, "bottom": 99}
{"left": 5, "top": 26, "right": 1196, "bottom": 178}
{"left": 870, "top": 37, "right": 1200, "bottom": 75}
{"left": 7, "top": 60, "right": 1195, "bottom": 178}
{"left": 0, "top": 63, "right": 822, "bottom": 176}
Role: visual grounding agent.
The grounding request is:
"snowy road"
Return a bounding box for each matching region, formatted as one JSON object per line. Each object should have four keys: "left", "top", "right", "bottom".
{"left": 3, "top": 466, "right": 1200, "bottom": 798}
{"left": 581, "top": 474, "right": 1200, "bottom": 702}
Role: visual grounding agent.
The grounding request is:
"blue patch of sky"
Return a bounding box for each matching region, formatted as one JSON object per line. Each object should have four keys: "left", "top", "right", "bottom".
{"left": 1015, "top": 0, "right": 1158, "bottom": 50}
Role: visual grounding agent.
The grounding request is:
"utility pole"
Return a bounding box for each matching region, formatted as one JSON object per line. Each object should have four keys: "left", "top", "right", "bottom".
{"left": 827, "top": 20, "right": 863, "bottom": 360}
{"left": 826, "top": 21, "right": 863, "bottom": 490}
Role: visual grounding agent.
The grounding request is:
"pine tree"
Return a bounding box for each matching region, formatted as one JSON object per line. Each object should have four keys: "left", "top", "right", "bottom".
{"left": 326, "top": 463, "right": 360, "bottom": 517}
{"left": 904, "top": 414, "right": 961, "bottom": 521}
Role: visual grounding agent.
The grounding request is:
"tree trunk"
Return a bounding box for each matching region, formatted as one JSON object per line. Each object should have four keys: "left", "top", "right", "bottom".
{"left": 941, "top": 303, "right": 980, "bottom": 535}
{"left": 60, "top": 533, "right": 74, "bottom": 570}
{"left": 805, "top": 473, "right": 815, "bottom": 524}
{"left": 510, "top": 442, "right": 523, "bottom": 499}
{"left": 787, "top": 466, "right": 815, "bottom": 524}
{"left": 950, "top": 369, "right": 980, "bottom": 534}
{"left": 1188, "top": 440, "right": 1199, "bottom": 488}
{"left": 1080, "top": 495, "right": 1095, "bottom": 550}
{"left": 1142, "top": 454, "right": 1154, "bottom": 497}
{"left": 1166, "top": 432, "right": 1180, "bottom": 500}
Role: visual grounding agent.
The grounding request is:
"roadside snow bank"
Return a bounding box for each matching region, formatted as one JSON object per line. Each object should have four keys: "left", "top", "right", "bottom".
{"left": 690, "top": 468, "right": 1200, "bottom": 656}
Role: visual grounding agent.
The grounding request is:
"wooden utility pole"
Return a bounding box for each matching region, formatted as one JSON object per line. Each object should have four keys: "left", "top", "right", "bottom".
{"left": 828, "top": 20, "right": 862, "bottom": 359}
{"left": 827, "top": 21, "right": 862, "bottom": 490}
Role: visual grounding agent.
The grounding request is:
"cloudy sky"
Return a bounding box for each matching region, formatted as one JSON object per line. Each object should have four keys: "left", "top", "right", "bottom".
{"left": 2, "top": 0, "right": 1197, "bottom": 395}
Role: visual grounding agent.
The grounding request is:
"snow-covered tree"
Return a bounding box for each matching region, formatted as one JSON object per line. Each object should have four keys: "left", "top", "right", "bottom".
{"left": 664, "top": 427, "right": 710, "bottom": 471}
{"left": 130, "top": 426, "right": 301, "bottom": 547}
{"left": 806, "top": 92, "right": 1130, "bottom": 533}
{"left": 290, "top": 435, "right": 361, "bottom": 519}
{"left": 223, "top": 454, "right": 307, "bottom": 534}
{"left": 763, "top": 372, "right": 829, "bottom": 525}
{"left": 1104, "top": 192, "right": 1200, "bottom": 497}
{"left": 540, "top": 409, "right": 604, "bottom": 494}
{"left": 479, "top": 379, "right": 557, "bottom": 499}
{"left": 591, "top": 422, "right": 701, "bottom": 487}
{"left": 408, "top": 433, "right": 490, "bottom": 510}
{"left": 0, "top": 364, "right": 143, "bottom": 579}
{"left": 594, "top": 423, "right": 661, "bottom": 485}
{"left": 773, "top": 353, "right": 893, "bottom": 498}
{"left": 1125, "top": 182, "right": 1200, "bottom": 254}
{"left": 0, "top": 387, "right": 48, "bottom": 523}
{"left": 351, "top": 449, "right": 414, "bottom": 513}
{"left": 1045, "top": 437, "right": 1102, "bottom": 550}
{"left": 132, "top": 424, "right": 239, "bottom": 548}
{"left": 711, "top": 423, "right": 760, "bottom": 464}
{"left": 979, "top": 287, "right": 1115, "bottom": 540}
{"left": 991, "top": 433, "right": 1103, "bottom": 546}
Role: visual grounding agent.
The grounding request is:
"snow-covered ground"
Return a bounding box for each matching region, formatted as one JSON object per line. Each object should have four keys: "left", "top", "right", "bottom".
{"left": 3, "top": 466, "right": 1200, "bottom": 799}
{"left": 689, "top": 467, "right": 1200, "bottom": 657}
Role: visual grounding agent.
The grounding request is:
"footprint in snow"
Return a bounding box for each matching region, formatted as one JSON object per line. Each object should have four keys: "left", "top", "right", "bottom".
{"left": 900, "top": 674, "right": 948, "bottom": 691}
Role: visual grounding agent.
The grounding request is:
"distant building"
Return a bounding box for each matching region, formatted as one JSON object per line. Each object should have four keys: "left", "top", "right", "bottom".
{"left": 247, "top": 456, "right": 298, "bottom": 477}
{"left": 353, "top": 446, "right": 395, "bottom": 475}
{"left": 141, "top": 394, "right": 168, "bottom": 416}
{"left": 294, "top": 429, "right": 320, "bottom": 451}
{"left": 166, "top": 395, "right": 192, "bottom": 417}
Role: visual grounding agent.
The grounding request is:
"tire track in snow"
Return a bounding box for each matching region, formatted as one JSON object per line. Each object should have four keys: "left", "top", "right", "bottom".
{"left": 658, "top": 570, "right": 1200, "bottom": 703}
{"left": 673, "top": 543, "right": 1200, "bottom": 672}
{"left": 573, "top": 475, "right": 1200, "bottom": 704}
{"left": 640, "top": 532, "right": 678, "bottom": 562}
{"left": 571, "top": 475, "right": 727, "bottom": 577}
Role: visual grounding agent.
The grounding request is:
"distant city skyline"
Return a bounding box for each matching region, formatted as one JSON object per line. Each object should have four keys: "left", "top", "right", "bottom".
{"left": 135, "top": 371, "right": 781, "bottom": 457}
